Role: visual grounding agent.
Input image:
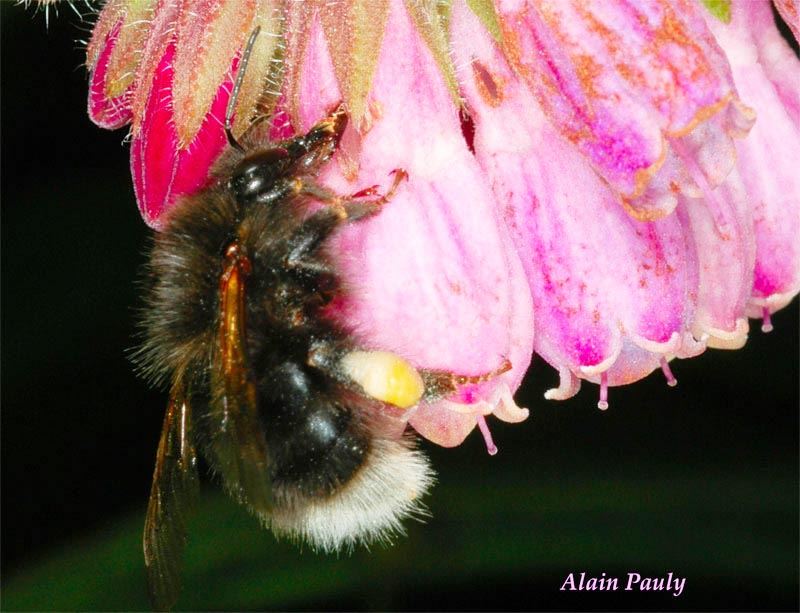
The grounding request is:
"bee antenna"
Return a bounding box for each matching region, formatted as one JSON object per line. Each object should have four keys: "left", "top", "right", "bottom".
{"left": 226, "top": 25, "right": 262, "bottom": 153}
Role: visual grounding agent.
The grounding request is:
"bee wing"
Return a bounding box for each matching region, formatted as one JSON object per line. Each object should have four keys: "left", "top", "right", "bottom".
{"left": 144, "top": 384, "right": 199, "bottom": 612}
{"left": 208, "top": 245, "right": 273, "bottom": 513}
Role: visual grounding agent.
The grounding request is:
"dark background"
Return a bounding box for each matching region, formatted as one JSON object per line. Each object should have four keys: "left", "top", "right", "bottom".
{"left": 2, "top": 3, "right": 798, "bottom": 611}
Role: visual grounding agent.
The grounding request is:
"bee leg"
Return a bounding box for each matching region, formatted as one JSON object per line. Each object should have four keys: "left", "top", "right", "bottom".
{"left": 279, "top": 210, "right": 345, "bottom": 306}
{"left": 284, "top": 170, "right": 409, "bottom": 273}
{"left": 345, "top": 168, "right": 409, "bottom": 211}
{"left": 308, "top": 345, "right": 427, "bottom": 410}
{"left": 300, "top": 169, "right": 408, "bottom": 220}
{"left": 419, "top": 360, "right": 518, "bottom": 457}
{"left": 419, "top": 358, "right": 513, "bottom": 401}
{"left": 282, "top": 210, "right": 341, "bottom": 272}
{"left": 284, "top": 104, "right": 348, "bottom": 169}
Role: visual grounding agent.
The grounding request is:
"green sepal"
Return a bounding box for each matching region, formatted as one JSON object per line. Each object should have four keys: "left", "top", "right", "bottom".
{"left": 701, "top": 0, "right": 732, "bottom": 24}
{"left": 405, "top": 0, "right": 462, "bottom": 107}
{"left": 466, "top": 0, "right": 502, "bottom": 42}
{"left": 320, "top": 0, "right": 390, "bottom": 130}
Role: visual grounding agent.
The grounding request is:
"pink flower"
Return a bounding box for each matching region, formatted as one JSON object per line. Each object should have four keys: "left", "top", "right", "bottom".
{"left": 87, "top": 0, "right": 799, "bottom": 443}
{"left": 451, "top": 2, "right": 704, "bottom": 402}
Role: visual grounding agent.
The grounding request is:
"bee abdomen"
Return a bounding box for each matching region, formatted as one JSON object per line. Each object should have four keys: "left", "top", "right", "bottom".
{"left": 260, "top": 361, "right": 370, "bottom": 500}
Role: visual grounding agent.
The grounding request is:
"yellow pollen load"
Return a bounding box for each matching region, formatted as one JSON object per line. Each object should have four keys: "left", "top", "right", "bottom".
{"left": 341, "top": 351, "right": 425, "bottom": 409}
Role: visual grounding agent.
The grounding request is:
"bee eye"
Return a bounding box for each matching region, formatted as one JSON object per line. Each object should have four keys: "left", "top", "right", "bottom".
{"left": 229, "top": 148, "right": 290, "bottom": 204}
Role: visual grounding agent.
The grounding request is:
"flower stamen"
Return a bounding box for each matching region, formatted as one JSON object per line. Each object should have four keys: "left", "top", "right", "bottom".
{"left": 597, "top": 372, "right": 609, "bottom": 411}
{"left": 476, "top": 415, "right": 498, "bottom": 456}
{"left": 660, "top": 357, "right": 678, "bottom": 388}
{"left": 761, "top": 307, "right": 774, "bottom": 333}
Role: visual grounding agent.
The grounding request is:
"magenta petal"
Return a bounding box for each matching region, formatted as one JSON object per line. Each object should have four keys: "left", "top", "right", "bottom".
{"left": 131, "top": 43, "right": 230, "bottom": 228}
{"left": 131, "top": 43, "right": 179, "bottom": 228}
{"left": 130, "top": 0, "right": 180, "bottom": 134}
{"left": 170, "top": 74, "right": 230, "bottom": 199}
{"left": 292, "top": 4, "right": 534, "bottom": 447}
{"left": 87, "top": 21, "right": 133, "bottom": 130}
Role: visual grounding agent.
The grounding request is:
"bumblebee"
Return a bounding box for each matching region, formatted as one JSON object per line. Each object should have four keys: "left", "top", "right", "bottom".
{"left": 136, "top": 28, "right": 510, "bottom": 611}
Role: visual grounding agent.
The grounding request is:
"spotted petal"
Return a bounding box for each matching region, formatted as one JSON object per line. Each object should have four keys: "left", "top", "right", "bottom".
{"left": 493, "top": 0, "right": 753, "bottom": 220}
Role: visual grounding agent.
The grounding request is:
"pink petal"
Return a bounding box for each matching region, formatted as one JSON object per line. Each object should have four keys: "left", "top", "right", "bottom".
{"left": 705, "top": 1, "right": 800, "bottom": 319}
{"left": 451, "top": 1, "right": 698, "bottom": 400}
{"left": 494, "top": 0, "right": 753, "bottom": 220}
{"left": 733, "top": 0, "right": 800, "bottom": 120}
{"left": 291, "top": 4, "right": 534, "bottom": 447}
{"left": 131, "top": 43, "right": 230, "bottom": 228}
{"left": 677, "top": 170, "right": 754, "bottom": 349}
{"left": 738, "top": 93, "right": 800, "bottom": 317}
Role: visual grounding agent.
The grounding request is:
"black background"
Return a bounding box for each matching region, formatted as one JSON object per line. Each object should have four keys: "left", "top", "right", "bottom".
{"left": 2, "top": 3, "right": 798, "bottom": 611}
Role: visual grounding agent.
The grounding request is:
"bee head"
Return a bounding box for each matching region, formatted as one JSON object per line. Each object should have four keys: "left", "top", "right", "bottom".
{"left": 228, "top": 147, "right": 292, "bottom": 205}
